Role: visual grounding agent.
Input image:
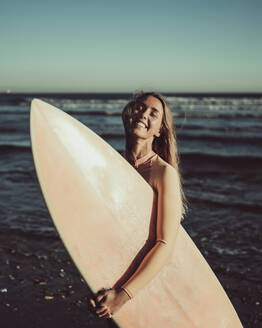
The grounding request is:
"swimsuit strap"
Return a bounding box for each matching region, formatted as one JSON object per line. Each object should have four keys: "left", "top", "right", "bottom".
{"left": 134, "top": 151, "right": 157, "bottom": 169}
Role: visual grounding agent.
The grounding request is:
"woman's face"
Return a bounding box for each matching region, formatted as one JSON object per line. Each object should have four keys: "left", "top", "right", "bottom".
{"left": 130, "top": 95, "right": 164, "bottom": 141}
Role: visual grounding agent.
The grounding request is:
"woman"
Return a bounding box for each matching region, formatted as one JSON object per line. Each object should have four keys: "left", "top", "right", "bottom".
{"left": 90, "top": 91, "right": 186, "bottom": 319}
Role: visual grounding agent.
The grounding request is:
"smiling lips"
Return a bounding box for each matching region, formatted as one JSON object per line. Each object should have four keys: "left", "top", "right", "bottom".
{"left": 137, "top": 121, "right": 147, "bottom": 129}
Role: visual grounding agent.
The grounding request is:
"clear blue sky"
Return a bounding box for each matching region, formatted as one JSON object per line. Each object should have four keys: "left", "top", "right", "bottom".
{"left": 1, "top": 0, "right": 261, "bottom": 93}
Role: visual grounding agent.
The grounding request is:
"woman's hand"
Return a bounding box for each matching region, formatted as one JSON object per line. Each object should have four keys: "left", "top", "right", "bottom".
{"left": 90, "top": 288, "right": 130, "bottom": 319}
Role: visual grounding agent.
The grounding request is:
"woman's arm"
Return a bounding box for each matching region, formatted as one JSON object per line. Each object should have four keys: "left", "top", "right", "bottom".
{"left": 121, "top": 165, "right": 183, "bottom": 298}
{"left": 91, "top": 165, "right": 183, "bottom": 317}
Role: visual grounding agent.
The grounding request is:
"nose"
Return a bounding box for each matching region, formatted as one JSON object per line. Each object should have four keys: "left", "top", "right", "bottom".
{"left": 141, "top": 107, "right": 150, "bottom": 120}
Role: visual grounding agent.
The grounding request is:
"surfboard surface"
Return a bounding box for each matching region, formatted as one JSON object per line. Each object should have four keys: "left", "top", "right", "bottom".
{"left": 30, "top": 99, "right": 243, "bottom": 328}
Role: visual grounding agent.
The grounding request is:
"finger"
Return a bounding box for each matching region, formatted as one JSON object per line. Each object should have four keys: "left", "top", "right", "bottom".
{"left": 96, "top": 288, "right": 108, "bottom": 298}
{"left": 99, "top": 312, "right": 111, "bottom": 319}
{"left": 96, "top": 305, "right": 108, "bottom": 314}
{"left": 104, "top": 312, "right": 112, "bottom": 319}
{"left": 97, "top": 308, "right": 111, "bottom": 318}
{"left": 96, "top": 291, "right": 108, "bottom": 304}
{"left": 97, "top": 288, "right": 106, "bottom": 294}
{"left": 89, "top": 299, "right": 96, "bottom": 308}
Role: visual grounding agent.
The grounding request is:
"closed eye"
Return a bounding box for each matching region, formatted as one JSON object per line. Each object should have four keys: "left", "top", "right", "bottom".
{"left": 151, "top": 110, "right": 159, "bottom": 117}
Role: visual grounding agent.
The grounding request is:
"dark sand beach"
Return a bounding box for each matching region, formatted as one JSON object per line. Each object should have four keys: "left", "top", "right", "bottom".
{"left": 0, "top": 233, "right": 116, "bottom": 328}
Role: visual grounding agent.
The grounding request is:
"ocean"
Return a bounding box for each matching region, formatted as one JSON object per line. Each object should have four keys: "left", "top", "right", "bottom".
{"left": 0, "top": 92, "right": 261, "bottom": 326}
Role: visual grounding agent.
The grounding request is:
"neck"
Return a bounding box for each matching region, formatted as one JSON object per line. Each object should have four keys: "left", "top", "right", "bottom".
{"left": 129, "top": 137, "right": 154, "bottom": 160}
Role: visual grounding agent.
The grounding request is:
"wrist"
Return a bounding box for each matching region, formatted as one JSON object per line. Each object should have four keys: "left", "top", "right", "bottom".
{"left": 116, "top": 288, "right": 131, "bottom": 304}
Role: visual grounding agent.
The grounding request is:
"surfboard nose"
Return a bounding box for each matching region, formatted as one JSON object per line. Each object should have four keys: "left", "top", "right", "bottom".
{"left": 31, "top": 98, "right": 43, "bottom": 111}
{"left": 30, "top": 98, "right": 64, "bottom": 135}
{"left": 30, "top": 99, "right": 48, "bottom": 126}
{"left": 31, "top": 98, "right": 51, "bottom": 116}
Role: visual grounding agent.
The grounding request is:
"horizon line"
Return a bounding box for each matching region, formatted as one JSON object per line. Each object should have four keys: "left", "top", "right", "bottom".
{"left": 1, "top": 91, "right": 262, "bottom": 97}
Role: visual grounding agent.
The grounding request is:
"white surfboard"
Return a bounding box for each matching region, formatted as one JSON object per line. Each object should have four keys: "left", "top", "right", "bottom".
{"left": 30, "top": 99, "right": 243, "bottom": 328}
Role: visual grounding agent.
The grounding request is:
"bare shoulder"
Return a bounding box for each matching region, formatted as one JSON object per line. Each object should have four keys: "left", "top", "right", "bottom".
{"left": 150, "top": 156, "right": 179, "bottom": 190}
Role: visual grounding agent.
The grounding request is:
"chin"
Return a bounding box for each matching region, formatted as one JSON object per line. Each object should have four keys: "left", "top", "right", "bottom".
{"left": 131, "top": 128, "right": 146, "bottom": 137}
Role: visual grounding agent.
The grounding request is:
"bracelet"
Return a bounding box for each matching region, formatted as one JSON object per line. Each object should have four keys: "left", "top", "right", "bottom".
{"left": 121, "top": 287, "right": 133, "bottom": 299}
{"left": 156, "top": 239, "right": 167, "bottom": 244}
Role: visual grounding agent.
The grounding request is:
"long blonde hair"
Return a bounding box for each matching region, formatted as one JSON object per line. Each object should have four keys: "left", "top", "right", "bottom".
{"left": 122, "top": 91, "right": 187, "bottom": 217}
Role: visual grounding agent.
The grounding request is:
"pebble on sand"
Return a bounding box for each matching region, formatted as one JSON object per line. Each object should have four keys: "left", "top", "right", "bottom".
{"left": 44, "top": 296, "right": 54, "bottom": 300}
{"left": 34, "top": 279, "right": 47, "bottom": 285}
